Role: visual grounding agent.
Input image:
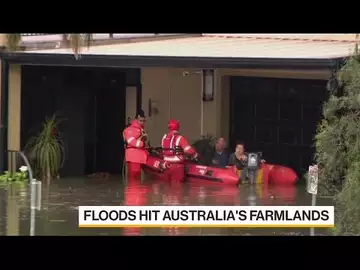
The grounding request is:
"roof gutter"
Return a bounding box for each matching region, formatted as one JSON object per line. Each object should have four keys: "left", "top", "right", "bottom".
{"left": 0, "top": 51, "right": 345, "bottom": 70}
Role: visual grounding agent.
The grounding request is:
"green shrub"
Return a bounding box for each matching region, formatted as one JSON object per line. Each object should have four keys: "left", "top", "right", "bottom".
{"left": 315, "top": 41, "right": 360, "bottom": 235}
{"left": 0, "top": 166, "right": 29, "bottom": 183}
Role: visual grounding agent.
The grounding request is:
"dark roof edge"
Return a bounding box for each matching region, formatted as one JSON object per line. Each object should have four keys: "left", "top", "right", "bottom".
{"left": 0, "top": 52, "right": 345, "bottom": 70}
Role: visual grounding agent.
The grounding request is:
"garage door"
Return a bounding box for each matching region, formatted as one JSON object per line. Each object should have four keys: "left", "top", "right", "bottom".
{"left": 230, "top": 76, "right": 327, "bottom": 173}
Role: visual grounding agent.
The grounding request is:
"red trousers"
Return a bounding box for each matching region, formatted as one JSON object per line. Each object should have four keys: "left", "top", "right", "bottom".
{"left": 127, "top": 162, "right": 143, "bottom": 179}
{"left": 161, "top": 163, "right": 185, "bottom": 182}
{"left": 127, "top": 156, "right": 166, "bottom": 179}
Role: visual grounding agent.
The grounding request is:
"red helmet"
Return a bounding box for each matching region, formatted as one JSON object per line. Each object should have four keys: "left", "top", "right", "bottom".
{"left": 168, "top": 119, "right": 180, "bottom": 131}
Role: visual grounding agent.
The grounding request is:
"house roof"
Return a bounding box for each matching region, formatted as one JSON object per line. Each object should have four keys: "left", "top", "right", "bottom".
{"left": 0, "top": 34, "right": 198, "bottom": 51}
{"left": 1, "top": 34, "right": 355, "bottom": 69}
{"left": 21, "top": 34, "right": 357, "bottom": 59}
{"left": 203, "top": 34, "right": 358, "bottom": 42}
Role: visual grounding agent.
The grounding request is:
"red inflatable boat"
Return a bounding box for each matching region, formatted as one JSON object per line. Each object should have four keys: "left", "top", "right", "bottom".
{"left": 142, "top": 151, "right": 298, "bottom": 186}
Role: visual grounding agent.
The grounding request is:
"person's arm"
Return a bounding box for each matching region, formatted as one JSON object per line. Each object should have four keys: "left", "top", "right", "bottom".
{"left": 180, "top": 136, "right": 198, "bottom": 159}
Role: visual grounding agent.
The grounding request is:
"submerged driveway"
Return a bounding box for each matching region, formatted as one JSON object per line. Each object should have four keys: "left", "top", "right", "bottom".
{"left": 0, "top": 178, "right": 332, "bottom": 236}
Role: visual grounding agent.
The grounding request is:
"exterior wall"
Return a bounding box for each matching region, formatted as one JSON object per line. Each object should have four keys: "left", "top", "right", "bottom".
{"left": 141, "top": 67, "right": 332, "bottom": 144}
{"left": 141, "top": 68, "right": 202, "bottom": 144}
{"left": 7, "top": 64, "right": 21, "bottom": 171}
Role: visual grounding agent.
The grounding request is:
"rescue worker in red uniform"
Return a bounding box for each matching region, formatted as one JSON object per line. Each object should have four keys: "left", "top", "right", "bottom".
{"left": 122, "top": 110, "right": 150, "bottom": 179}
{"left": 161, "top": 119, "right": 198, "bottom": 182}
{"left": 123, "top": 110, "right": 168, "bottom": 179}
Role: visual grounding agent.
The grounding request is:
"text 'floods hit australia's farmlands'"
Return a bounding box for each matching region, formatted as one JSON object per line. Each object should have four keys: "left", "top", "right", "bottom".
{"left": 83, "top": 209, "right": 330, "bottom": 222}
{"left": 78, "top": 206, "right": 335, "bottom": 228}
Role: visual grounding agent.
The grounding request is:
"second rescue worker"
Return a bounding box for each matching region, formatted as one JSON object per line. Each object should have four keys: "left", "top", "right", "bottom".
{"left": 161, "top": 119, "right": 198, "bottom": 182}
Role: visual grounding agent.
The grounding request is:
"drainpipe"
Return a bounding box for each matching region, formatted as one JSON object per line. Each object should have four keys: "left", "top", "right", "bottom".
{"left": 0, "top": 59, "right": 9, "bottom": 173}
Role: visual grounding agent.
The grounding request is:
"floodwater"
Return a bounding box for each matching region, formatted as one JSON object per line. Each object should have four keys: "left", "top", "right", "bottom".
{"left": 0, "top": 177, "right": 333, "bottom": 236}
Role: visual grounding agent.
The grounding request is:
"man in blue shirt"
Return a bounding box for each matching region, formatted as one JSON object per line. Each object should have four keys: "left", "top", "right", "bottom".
{"left": 211, "top": 138, "right": 229, "bottom": 167}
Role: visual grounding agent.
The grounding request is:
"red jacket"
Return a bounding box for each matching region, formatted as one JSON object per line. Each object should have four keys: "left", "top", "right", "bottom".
{"left": 161, "top": 131, "right": 197, "bottom": 163}
{"left": 123, "top": 120, "right": 148, "bottom": 164}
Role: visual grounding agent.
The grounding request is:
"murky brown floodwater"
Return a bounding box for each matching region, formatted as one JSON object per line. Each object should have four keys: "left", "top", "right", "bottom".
{"left": 0, "top": 177, "right": 333, "bottom": 236}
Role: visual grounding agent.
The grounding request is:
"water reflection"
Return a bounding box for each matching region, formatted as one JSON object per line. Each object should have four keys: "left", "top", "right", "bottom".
{"left": 7, "top": 185, "right": 20, "bottom": 236}
{"left": 0, "top": 178, "right": 332, "bottom": 236}
{"left": 0, "top": 183, "right": 28, "bottom": 236}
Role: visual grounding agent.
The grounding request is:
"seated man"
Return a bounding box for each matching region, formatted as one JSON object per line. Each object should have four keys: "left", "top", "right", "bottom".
{"left": 211, "top": 138, "right": 229, "bottom": 167}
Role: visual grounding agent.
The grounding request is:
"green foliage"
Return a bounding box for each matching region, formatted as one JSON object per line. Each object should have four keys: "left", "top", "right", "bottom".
{"left": 315, "top": 41, "right": 360, "bottom": 235}
{"left": 333, "top": 160, "right": 360, "bottom": 235}
{"left": 0, "top": 170, "right": 28, "bottom": 183}
{"left": 25, "top": 114, "right": 65, "bottom": 181}
{"left": 192, "top": 134, "right": 217, "bottom": 165}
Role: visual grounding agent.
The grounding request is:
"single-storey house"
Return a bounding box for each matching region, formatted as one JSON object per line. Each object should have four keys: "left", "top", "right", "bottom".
{"left": 0, "top": 34, "right": 356, "bottom": 176}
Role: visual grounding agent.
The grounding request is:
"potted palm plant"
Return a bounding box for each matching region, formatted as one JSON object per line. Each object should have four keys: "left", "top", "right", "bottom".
{"left": 25, "top": 114, "right": 65, "bottom": 183}
{"left": 192, "top": 134, "right": 217, "bottom": 165}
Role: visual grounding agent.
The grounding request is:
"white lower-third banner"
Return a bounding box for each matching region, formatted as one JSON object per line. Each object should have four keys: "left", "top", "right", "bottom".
{"left": 78, "top": 206, "right": 334, "bottom": 228}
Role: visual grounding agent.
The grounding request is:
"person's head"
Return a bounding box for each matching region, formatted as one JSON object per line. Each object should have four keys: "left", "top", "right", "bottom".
{"left": 235, "top": 141, "right": 245, "bottom": 155}
{"left": 215, "top": 137, "right": 227, "bottom": 152}
{"left": 135, "top": 109, "right": 146, "bottom": 128}
{"left": 168, "top": 119, "right": 180, "bottom": 132}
